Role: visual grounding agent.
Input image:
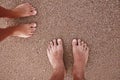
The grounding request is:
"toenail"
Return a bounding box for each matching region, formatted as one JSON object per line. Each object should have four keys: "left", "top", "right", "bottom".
{"left": 30, "top": 23, "right": 37, "bottom": 28}
{"left": 31, "top": 10, "right": 37, "bottom": 15}
{"left": 73, "top": 39, "right": 77, "bottom": 42}
{"left": 58, "top": 39, "right": 62, "bottom": 41}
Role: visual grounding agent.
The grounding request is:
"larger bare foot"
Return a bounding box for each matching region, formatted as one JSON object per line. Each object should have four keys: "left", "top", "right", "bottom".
{"left": 11, "top": 23, "right": 36, "bottom": 38}
{"left": 72, "top": 39, "right": 89, "bottom": 80}
{"left": 47, "top": 39, "right": 66, "bottom": 71}
{"left": 12, "top": 3, "right": 37, "bottom": 18}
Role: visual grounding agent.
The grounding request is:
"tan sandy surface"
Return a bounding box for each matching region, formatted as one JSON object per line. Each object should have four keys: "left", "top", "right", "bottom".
{"left": 0, "top": 0, "right": 120, "bottom": 80}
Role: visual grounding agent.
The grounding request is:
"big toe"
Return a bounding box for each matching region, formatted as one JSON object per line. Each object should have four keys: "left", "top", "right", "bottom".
{"left": 72, "top": 39, "right": 77, "bottom": 46}
{"left": 30, "top": 9, "right": 37, "bottom": 15}
{"left": 30, "top": 23, "right": 37, "bottom": 28}
{"left": 57, "top": 39, "right": 63, "bottom": 46}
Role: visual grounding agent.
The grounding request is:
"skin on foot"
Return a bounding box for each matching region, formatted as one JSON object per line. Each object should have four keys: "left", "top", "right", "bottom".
{"left": 12, "top": 23, "right": 37, "bottom": 38}
{"left": 47, "top": 39, "right": 65, "bottom": 71}
{"left": 12, "top": 3, "right": 37, "bottom": 18}
{"left": 72, "top": 39, "right": 89, "bottom": 74}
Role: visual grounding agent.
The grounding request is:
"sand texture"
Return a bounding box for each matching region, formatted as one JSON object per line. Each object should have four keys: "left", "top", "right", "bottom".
{"left": 0, "top": 0, "right": 120, "bottom": 80}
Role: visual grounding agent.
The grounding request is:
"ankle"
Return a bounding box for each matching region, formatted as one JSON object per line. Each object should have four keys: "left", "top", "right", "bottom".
{"left": 5, "top": 9, "right": 20, "bottom": 18}
{"left": 50, "top": 67, "right": 66, "bottom": 80}
{"left": 73, "top": 71, "right": 85, "bottom": 80}
{"left": 2, "top": 27, "right": 15, "bottom": 36}
{"left": 0, "top": 6, "right": 19, "bottom": 18}
{"left": 73, "top": 67, "right": 85, "bottom": 80}
{"left": 54, "top": 66, "right": 66, "bottom": 74}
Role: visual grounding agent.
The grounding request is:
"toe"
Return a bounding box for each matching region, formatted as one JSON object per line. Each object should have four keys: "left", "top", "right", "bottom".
{"left": 50, "top": 41, "right": 53, "bottom": 47}
{"left": 28, "top": 34, "right": 33, "bottom": 37}
{"left": 47, "top": 49, "right": 49, "bottom": 54}
{"left": 30, "top": 23, "right": 37, "bottom": 28}
{"left": 22, "top": 34, "right": 32, "bottom": 38}
{"left": 31, "top": 28, "right": 36, "bottom": 32}
{"left": 72, "top": 39, "right": 77, "bottom": 46}
{"left": 83, "top": 43, "right": 87, "bottom": 51}
{"left": 47, "top": 48, "right": 50, "bottom": 58}
{"left": 57, "top": 39, "right": 62, "bottom": 46}
{"left": 53, "top": 39, "right": 57, "bottom": 46}
{"left": 85, "top": 47, "right": 89, "bottom": 63}
{"left": 81, "top": 41, "right": 84, "bottom": 47}
{"left": 78, "top": 41, "right": 84, "bottom": 50}
{"left": 28, "top": 32, "right": 33, "bottom": 35}
{"left": 78, "top": 39, "right": 81, "bottom": 45}
{"left": 86, "top": 46, "right": 89, "bottom": 52}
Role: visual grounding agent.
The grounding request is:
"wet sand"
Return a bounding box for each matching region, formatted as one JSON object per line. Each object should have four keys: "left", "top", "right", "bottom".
{"left": 0, "top": 0, "right": 120, "bottom": 80}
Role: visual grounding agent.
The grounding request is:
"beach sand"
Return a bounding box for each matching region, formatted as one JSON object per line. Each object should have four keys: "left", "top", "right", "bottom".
{"left": 0, "top": 0, "right": 119, "bottom": 80}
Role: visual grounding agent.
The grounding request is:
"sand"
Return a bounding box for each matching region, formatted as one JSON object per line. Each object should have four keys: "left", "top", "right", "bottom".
{"left": 0, "top": 0, "right": 120, "bottom": 80}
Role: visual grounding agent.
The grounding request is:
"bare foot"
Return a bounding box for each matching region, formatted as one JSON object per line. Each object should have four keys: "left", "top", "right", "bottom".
{"left": 12, "top": 3, "right": 37, "bottom": 18}
{"left": 72, "top": 39, "right": 89, "bottom": 79}
{"left": 47, "top": 39, "right": 66, "bottom": 71}
{"left": 12, "top": 23, "right": 37, "bottom": 38}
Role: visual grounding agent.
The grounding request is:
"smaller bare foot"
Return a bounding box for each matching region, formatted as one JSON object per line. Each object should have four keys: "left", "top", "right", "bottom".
{"left": 72, "top": 39, "right": 89, "bottom": 79}
{"left": 12, "top": 23, "right": 37, "bottom": 38}
{"left": 12, "top": 3, "right": 37, "bottom": 18}
{"left": 47, "top": 39, "right": 66, "bottom": 71}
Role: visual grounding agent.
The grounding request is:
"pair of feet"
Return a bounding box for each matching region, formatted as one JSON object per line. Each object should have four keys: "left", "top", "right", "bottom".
{"left": 13, "top": 4, "right": 90, "bottom": 70}
{"left": 5, "top": 3, "right": 37, "bottom": 38}
{"left": 47, "top": 38, "right": 89, "bottom": 79}
{"left": 3, "top": 3, "right": 89, "bottom": 79}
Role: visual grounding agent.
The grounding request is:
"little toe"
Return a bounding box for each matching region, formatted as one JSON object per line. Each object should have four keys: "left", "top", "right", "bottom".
{"left": 47, "top": 48, "right": 51, "bottom": 58}
{"left": 72, "top": 39, "right": 78, "bottom": 46}
{"left": 57, "top": 39, "right": 62, "bottom": 46}
{"left": 47, "top": 49, "right": 49, "bottom": 54}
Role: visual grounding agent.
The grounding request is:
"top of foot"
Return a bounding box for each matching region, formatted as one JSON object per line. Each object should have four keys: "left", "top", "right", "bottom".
{"left": 11, "top": 23, "right": 37, "bottom": 38}
{"left": 47, "top": 39, "right": 65, "bottom": 70}
{"left": 12, "top": 3, "right": 37, "bottom": 18}
{"left": 72, "top": 39, "right": 89, "bottom": 66}
{"left": 72, "top": 39, "right": 89, "bottom": 80}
